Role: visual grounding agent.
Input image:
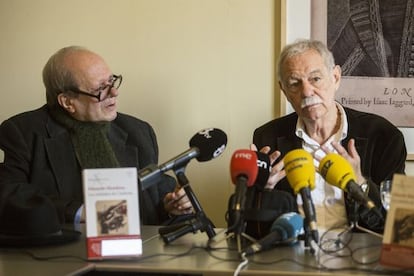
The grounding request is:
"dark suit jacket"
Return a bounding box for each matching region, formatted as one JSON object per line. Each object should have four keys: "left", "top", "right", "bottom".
{"left": 253, "top": 106, "right": 407, "bottom": 232}
{"left": 0, "top": 105, "right": 175, "bottom": 225}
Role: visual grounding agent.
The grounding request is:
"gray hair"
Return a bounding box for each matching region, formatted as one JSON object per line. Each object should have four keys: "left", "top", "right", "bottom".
{"left": 277, "top": 39, "right": 336, "bottom": 82}
{"left": 42, "top": 46, "right": 88, "bottom": 108}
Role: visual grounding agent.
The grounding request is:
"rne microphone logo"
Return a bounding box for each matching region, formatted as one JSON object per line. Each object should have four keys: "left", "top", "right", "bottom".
{"left": 235, "top": 152, "right": 254, "bottom": 160}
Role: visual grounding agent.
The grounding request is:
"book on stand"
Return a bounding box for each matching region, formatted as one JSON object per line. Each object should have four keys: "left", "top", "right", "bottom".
{"left": 82, "top": 167, "right": 142, "bottom": 260}
{"left": 380, "top": 173, "right": 414, "bottom": 268}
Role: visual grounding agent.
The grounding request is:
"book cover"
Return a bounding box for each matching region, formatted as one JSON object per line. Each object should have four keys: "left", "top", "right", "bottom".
{"left": 380, "top": 174, "right": 414, "bottom": 268}
{"left": 82, "top": 167, "right": 142, "bottom": 260}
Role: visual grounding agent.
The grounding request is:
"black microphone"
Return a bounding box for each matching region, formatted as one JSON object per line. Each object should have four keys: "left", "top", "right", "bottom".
{"left": 254, "top": 151, "right": 271, "bottom": 190}
{"left": 243, "top": 212, "right": 303, "bottom": 256}
{"left": 139, "top": 128, "right": 227, "bottom": 190}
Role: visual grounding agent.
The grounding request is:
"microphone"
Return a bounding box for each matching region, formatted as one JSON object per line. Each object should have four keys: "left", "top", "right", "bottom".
{"left": 139, "top": 128, "right": 227, "bottom": 190}
{"left": 318, "top": 153, "right": 380, "bottom": 214}
{"left": 254, "top": 151, "right": 271, "bottom": 190}
{"left": 283, "top": 149, "right": 318, "bottom": 242}
{"left": 230, "top": 149, "right": 259, "bottom": 216}
{"left": 243, "top": 212, "right": 303, "bottom": 256}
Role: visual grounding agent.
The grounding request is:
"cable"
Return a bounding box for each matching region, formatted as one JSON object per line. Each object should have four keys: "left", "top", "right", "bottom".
{"left": 234, "top": 252, "right": 248, "bottom": 276}
{"left": 1, "top": 231, "right": 414, "bottom": 275}
{"left": 0, "top": 248, "right": 88, "bottom": 262}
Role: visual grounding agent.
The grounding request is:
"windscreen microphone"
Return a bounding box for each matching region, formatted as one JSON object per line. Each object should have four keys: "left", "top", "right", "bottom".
{"left": 254, "top": 151, "right": 271, "bottom": 190}
{"left": 243, "top": 212, "right": 303, "bottom": 256}
{"left": 139, "top": 128, "right": 227, "bottom": 190}
{"left": 284, "top": 149, "right": 316, "bottom": 191}
{"left": 230, "top": 149, "right": 259, "bottom": 214}
{"left": 319, "top": 153, "right": 381, "bottom": 217}
{"left": 284, "top": 149, "right": 318, "bottom": 242}
{"left": 229, "top": 150, "right": 259, "bottom": 252}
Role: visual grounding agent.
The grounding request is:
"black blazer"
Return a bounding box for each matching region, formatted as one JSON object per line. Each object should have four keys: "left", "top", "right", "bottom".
{"left": 0, "top": 105, "right": 175, "bottom": 225}
{"left": 253, "top": 106, "right": 407, "bottom": 232}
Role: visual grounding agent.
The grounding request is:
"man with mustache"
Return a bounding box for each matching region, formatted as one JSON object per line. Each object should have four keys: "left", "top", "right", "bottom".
{"left": 251, "top": 39, "right": 407, "bottom": 233}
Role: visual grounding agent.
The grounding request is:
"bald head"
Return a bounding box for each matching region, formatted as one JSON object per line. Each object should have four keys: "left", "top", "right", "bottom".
{"left": 42, "top": 46, "right": 110, "bottom": 108}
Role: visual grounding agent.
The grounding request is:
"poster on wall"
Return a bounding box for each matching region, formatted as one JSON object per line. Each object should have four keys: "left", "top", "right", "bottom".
{"left": 311, "top": 0, "right": 414, "bottom": 128}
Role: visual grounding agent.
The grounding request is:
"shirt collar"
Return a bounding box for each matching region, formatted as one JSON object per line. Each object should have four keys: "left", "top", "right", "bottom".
{"left": 295, "top": 102, "right": 348, "bottom": 146}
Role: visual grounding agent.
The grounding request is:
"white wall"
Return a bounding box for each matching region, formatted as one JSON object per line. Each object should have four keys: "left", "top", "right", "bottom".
{"left": 284, "top": 0, "right": 311, "bottom": 114}
{"left": 0, "top": 0, "right": 275, "bottom": 227}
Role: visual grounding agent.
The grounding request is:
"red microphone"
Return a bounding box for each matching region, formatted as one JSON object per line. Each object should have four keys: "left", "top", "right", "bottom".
{"left": 230, "top": 149, "right": 259, "bottom": 214}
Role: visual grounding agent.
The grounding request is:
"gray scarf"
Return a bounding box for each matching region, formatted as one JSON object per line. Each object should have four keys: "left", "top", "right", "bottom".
{"left": 49, "top": 106, "right": 120, "bottom": 169}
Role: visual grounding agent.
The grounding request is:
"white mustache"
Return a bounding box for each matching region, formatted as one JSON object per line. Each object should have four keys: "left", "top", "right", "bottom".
{"left": 301, "top": 97, "right": 322, "bottom": 108}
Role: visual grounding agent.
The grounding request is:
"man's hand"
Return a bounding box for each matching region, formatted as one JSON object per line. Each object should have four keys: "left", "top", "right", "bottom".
{"left": 164, "top": 187, "right": 194, "bottom": 216}
{"left": 250, "top": 144, "right": 286, "bottom": 189}
{"left": 329, "top": 139, "right": 366, "bottom": 184}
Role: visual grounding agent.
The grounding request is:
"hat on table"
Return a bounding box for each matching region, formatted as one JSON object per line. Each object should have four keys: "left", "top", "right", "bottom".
{"left": 0, "top": 190, "right": 80, "bottom": 246}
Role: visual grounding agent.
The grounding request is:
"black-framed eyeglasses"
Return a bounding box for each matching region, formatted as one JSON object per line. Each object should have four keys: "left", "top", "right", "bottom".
{"left": 65, "top": 74, "right": 123, "bottom": 102}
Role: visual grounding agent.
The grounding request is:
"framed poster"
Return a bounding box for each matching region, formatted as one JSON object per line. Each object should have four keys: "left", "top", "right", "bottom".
{"left": 312, "top": 0, "right": 414, "bottom": 126}
{"left": 310, "top": 0, "right": 414, "bottom": 159}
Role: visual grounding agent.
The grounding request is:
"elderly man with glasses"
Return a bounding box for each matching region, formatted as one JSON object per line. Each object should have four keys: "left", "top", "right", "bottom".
{"left": 0, "top": 46, "right": 192, "bottom": 227}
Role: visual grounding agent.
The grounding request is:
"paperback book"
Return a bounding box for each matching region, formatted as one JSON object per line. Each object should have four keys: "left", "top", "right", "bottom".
{"left": 380, "top": 173, "right": 414, "bottom": 268}
{"left": 82, "top": 167, "right": 142, "bottom": 260}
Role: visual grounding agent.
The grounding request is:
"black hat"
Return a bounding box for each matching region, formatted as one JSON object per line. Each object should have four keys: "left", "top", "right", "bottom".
{"left": 0, "top": 190, "right": 81, "bottom": 246}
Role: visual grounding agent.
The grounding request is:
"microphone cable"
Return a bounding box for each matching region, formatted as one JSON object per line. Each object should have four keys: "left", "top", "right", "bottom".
{"left": 234, "top": 252, "right": 249, "bottom": 276}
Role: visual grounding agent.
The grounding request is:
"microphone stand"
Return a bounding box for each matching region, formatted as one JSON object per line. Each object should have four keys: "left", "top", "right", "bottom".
{"left": 338, "top": 200, "right": 383, "bottom": 239}
{"left": 233, "top": 214, "right": 247, "bottom": 254}
{"left": 299, "top": 188, "right": 319, "bottom": 254}
{"left": 158, "top": 166, "right": 216, "bottom": 244}
{"left": 206, "top": 180, "right": 256, "bottom": 255}
{"left": 300, "top": 218, "right": 317, "bottom": 254}
{"left": 223, "top": 208, "right": 257, "bottom": 254}
{"left": 337, "top": 199, "right": 359, "bottom": 239}
{"left": 206, "top": 192, "right": 256, "bottom": 256}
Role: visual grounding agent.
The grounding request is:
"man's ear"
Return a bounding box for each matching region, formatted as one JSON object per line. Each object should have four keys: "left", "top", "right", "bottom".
{"left": 333, "top": 65, "right": 342, "bottom": 89}
{"left": 57, "top": 93, "right": 75, "bottom": 113}
{"left": 278, "top": 81, "right": 289, "bottom": 98}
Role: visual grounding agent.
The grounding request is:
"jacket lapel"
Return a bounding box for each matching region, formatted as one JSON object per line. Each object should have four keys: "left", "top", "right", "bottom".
{"left": 277, "top": 135, "right": 302, "bottom": 156}
{"left": 343, "top": 107, "right": 369, "bottom": 166}
{"left": 44, "top": 117, "right": 80, "bottom": 196}
{"left": 107, "top": 123, "right": 138, "bottom": 168}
